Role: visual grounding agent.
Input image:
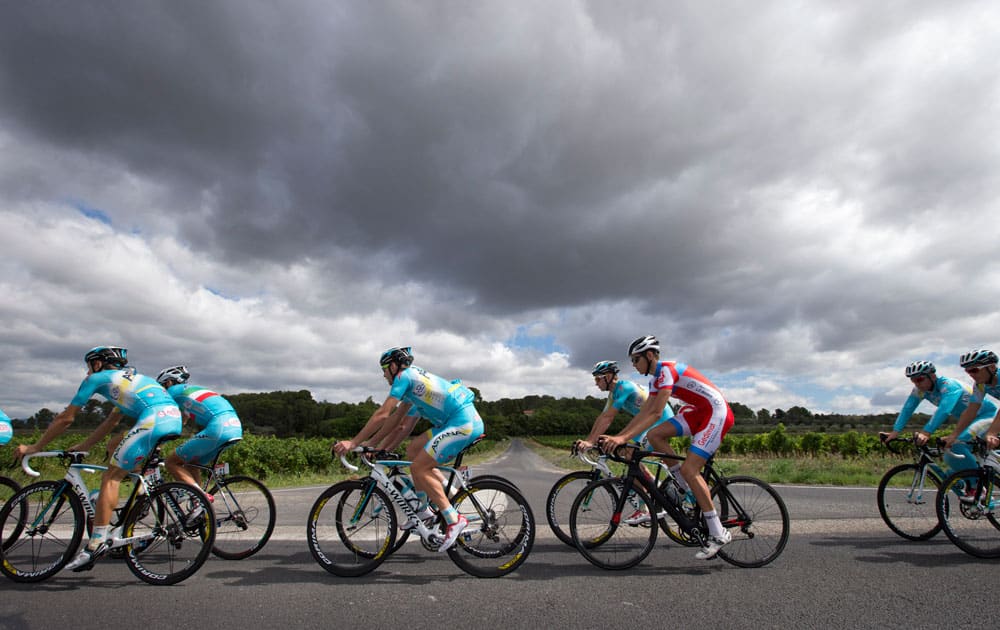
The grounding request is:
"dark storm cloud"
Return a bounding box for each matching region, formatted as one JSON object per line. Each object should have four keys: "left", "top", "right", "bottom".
{"left": 2, "top": 2, "right": 999, "bottom": 417}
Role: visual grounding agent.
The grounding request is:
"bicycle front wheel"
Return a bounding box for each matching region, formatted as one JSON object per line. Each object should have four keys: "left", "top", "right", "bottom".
{"left": 937, "top": 468, "right": 1000, "bottom": 559}
{"left": 0, "top": 481, "right": 85, "bottom": 583}
{"left": 122, "top": 482, "right": 216, "bottom": 585}
{"left": 447, "top": 478, "right": 534, "bottom": 578}
{"left": 207, "top": 475, "right": 276, "bottom": 560}
{"left": 0, "top": 476, "right": 25, "bottom": 551}
{"left": 570, "top": 478, "right": 657, "bottom": 570}
{"left": 545, "top": 471, "right": 597, "bottom": 547}
{"left": 877, "top": 463, "right": 942, "bottom": 541}
{"left": 307, "top": 480, "right": 396, "bottom": 577}
{"left": 713, "top": 476, "right": 789, "bottom": 568}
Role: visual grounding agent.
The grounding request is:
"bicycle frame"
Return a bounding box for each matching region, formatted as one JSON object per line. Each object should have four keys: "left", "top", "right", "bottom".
{"left": 20, "top": 451, "right": 173, "bottom": 551}
{"left": 340, "top": 450, "right": 476, "bottom": 546}
{"left": 602, "top": 446, "right": 707, "bottom": 546}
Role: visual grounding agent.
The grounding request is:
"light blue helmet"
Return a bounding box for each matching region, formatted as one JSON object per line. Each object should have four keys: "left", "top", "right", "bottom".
{"left": 84, "top": 346, "right": 128, "bottom": 368}
{"left": 379, "top": 347, "right": 413, "bottom": 369}
{"left": 959, "top": 349, "right": 998, "bottom": 368}
{"left": 591, "top": 361, "right": 619, "bottom": 376}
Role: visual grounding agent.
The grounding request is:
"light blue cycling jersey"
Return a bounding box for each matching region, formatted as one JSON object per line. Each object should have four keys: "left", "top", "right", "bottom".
{"left": 971, "top": 381, "right": 1000, "bottom": 406}
{"left": 389, "top": 365, "right": 476, "bottom": 427}
{"left": 607, "top": 379, "right": 674, "bottom": 445}
{"left": 71, "top": 367, "right": 177, "bottom": 415}
{"left": 165, "top": 383, "right": 241, "bottom": 428}
{"left": 893, "top": 375, "right": 998, "bottom": 434}
{"left": 0, "top": 408, "right": 12, "bottom": 445}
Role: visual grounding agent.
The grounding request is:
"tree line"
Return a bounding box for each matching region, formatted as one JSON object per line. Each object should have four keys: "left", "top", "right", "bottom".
{"left": 14, "top": 389, "right": 912, "bottom": 439}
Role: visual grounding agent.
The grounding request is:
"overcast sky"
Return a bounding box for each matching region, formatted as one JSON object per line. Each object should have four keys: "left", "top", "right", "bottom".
{"left": 2, "top": 2, "right": 998, "bottom": 421}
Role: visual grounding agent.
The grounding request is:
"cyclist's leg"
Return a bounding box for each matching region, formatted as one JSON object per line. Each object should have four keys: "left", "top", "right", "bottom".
{"left": 413, "top": 408, "right": 484, "bottom": 550}
{"left": 947, "top": 418, "right": 994, "bottom": 477}
{"left": 686, "top": 405, "right": 735, "bottom": 558}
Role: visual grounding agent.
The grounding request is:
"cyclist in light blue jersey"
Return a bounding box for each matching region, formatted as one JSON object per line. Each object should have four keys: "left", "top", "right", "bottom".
{"left": 156, "top": 366, "right": 243, "bottom": 495}
{"left": 0, "top": 407, "right": 13, "bottom": 446}
{"left": 880, "top": 360, "right": 997, "bottom": 475}
{"left": 947, "top": 349, "right": 1000, "bottom": 450}
{"left": 14, "top": 346, "right": 183, "bottom": 572}
{"left": 577, "top": 360, "right": 675, "bottom": 452}
{"left": 333, "top": 347, "right": 485, "bottom": 552}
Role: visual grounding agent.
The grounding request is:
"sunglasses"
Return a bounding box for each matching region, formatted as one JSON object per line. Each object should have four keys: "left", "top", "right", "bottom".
{"left": 630, "top": 355, "right": 643, "bottom": 365}
{"left": 965, "top": 366, "right": 989, "bottom": 374}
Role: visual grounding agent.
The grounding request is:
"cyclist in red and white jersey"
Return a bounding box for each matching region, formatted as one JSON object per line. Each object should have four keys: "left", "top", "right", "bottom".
{"left": 600, "top": 335, "right": 735, "bottom": 559}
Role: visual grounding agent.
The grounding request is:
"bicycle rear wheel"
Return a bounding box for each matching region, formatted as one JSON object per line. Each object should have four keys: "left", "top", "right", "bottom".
{"left": 936, "top": 469, "right": 1000, "bottom": 558}
{"left": 713, "top": 476, "right": 789, "bottom": 568}
{"left": 122, "top": 482, "right": 216, "bottom": 585}
{"left": 0, "top": 481, "right": 84, "bottom": 582}
{"left": 307, "top": 480, "right": 396, "bottom": 577}
{"left": 447, "top": 478, "right": 534, "bottom": 578}
{"left": 207, "top": 475, "right": 276, "bottom": 560}
{"left": 570, "top": 478, "right": 657, "bottom": 570}
{"left": 545, "top": 470, "right": 597, "bottom": 547}
{"left": 877, "top": 463, "right": 942, "bottom": 541}
{"left": 0, "top": 476, "right": 25, "bottom": 550}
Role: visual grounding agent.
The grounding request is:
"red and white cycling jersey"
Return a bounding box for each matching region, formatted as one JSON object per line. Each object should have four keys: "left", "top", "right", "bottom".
{"left": 649, "top": 360, "right": 734, "bottom": 457}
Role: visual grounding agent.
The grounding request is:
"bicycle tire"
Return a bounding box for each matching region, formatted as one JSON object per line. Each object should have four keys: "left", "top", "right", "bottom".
{"left": 446, "top": 478, "right": 534, "bottom": 578}
{"left": 307, "top": 480, "right": 397, "bottom": 577}
{"left": 0, "top": 476, "right": 25, "bottom": 551}
{"left": 545, "top": 470, "right": 597, "bottom": 547}
{"left": 570, "top": 478, "right": 657, "bottom": 570}
{"left": 0, "top": 481, "right": 85, "bottom": 582}
{"left": 876, "top": 463, "right": 942, "bottom": 541}
{"left": 122, "top": 482, "right": 216, "bottom": 585}
{"left": 713, "top": 475, "right": 789, "bottom": 568}
{"left": 936, "top": 468, "right": 1000, "bottom": 559}
{"left": 207, "top": 475, "right": 276, "bottom": 560}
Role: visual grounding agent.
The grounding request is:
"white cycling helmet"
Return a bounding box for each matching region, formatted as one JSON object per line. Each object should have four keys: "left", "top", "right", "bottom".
{"left": 157, "top": 365, "right": 190, "bottom": 386}
{"left": 959, "top": 349, "right": 998, "bottom": 368}
{"left": 904, "top": 361, "right": 936, "bottom": 378}
{"left": 628, "top": 335, "right": 660, "bottom": 356}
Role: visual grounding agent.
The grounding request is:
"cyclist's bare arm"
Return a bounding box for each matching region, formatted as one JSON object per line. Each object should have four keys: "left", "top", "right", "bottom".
{"left": 582, "top": 408, "right": 617, "bottom": 447}
{"left": 614, "top": 389, "right": 671, "bottom": 443}
{"left": 368, "top": 403, "right": 415, "bottom": 451}
{"left": 944, "top": 403, "right": 980, "bottom": 445}
{"left": 333, "top": 395, "right": 399, "bottom": 454}
{"left": 70, "top": 408, "right": 124, "bottom": 452}
{"left": 15, "top": 403, "right": 81, "bottom": 458}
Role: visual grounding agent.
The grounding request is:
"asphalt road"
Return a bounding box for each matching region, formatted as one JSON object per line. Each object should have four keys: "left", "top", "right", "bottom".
{"left": 1, "top": 440, "right": 995, "bottom": 630}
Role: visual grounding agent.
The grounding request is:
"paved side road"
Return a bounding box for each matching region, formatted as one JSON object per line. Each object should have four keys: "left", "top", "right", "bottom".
{"left": 0, "top": 440, "right": 995, "bottom": 630}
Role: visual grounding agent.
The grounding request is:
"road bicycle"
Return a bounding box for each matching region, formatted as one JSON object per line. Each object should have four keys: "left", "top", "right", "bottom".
{"left": 186, "top": 437, "right": 276, "bottom": 560}
{"left": 877, "top": 435, "right": 950, "bottom": 541}
{"left": 307, "top": 445, "right": 534, "bottom": 578}
{"left": 569, "top": 444, "right": 789, "bottom": 570}
{"left": 0, "top": 440, "right": 215, "bottom": 585}
{"left": 357, "top": 443, "right": 520, "bottom": 556}
{"left": 546, "top": 445, "right": 696, "bottom": 548}
{"left": 0, "top": 470, "right": 24, "bottom": 550}
{"left": 935, "top": 437, "right": 1000, "bottom": 558}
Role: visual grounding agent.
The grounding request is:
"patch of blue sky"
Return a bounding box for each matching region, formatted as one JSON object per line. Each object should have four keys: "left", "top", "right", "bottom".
{"left": 507, "top": 325, "right": 566, "bottom": 354}
{"left": 71, "top": 200, "right": 112, "bottom": 225}
{"left": 206, "top": 286, "right": 240, "bottom": 301}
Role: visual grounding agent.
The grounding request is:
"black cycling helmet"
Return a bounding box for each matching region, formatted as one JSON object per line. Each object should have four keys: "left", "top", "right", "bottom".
{"left": 959, "top": 349, "right": 999, "bottom": 368}
{"left": 591, "top": 361, "right": 619, "bottom": 376}
{"left": 379, "top": 347, "right": 414, "bottom": 369}
{"left": 156, "top": 365, "right": 190, "bottom": 386}
{"left": 84, "top": 346, "right": 128, "bottom": 369}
